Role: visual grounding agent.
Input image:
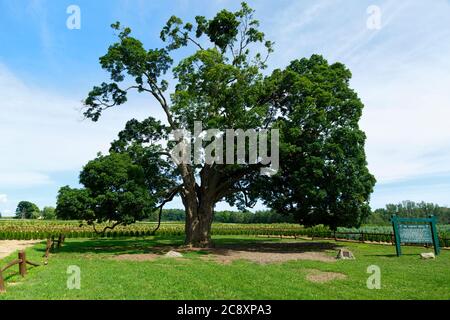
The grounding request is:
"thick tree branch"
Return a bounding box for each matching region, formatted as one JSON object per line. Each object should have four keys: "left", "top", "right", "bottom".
{"left": 144, "top": 74, "right": 177, "bottom": 130}
{"left": 214, "top": 164, "right": 264, "bottom": 200}
{"left": 151, "top": 185, "right": 184, "bottom": 235}
{"left": 91, "top": 221, "right": 123, "bottom": 236}
{"left": 186, "top": 34, "right": 204, "bottom": 51}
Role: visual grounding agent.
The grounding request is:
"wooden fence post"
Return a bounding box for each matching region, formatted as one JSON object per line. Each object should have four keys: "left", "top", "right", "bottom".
{"left": 18, "top": 251, "right": 27, "bottom": 277}
{"left": 0, "top": 271, "right": 5, "bottom": 293}
{"left": 57, "top": 234, "right": 63, "bottom": 248}
{"left": 46, "top": 238, "right": 52, "bottom": 256}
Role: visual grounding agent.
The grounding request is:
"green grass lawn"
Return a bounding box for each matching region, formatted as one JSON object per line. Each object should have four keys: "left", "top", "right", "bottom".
{"left": 0, "top": 236, "right": 449, "bottom": 300}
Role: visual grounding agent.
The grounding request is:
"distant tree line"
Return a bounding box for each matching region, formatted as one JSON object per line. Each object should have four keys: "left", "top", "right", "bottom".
{"left": 12, "top": 201, "right": 56, "bottom": 220}
{"left": 365, "top": 200, "right": 450, "bottom": 225}
{"left": 146, "top": 209, "right": 295, "bottom": 224}
{"left": 11, "top": 198, "right": 295, "bottom": 224}
{"left": 10, "top": 199, "right": 450, "bottom": 225}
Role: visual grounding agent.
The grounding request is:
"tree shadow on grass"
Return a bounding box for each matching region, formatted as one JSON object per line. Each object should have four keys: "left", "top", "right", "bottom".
{"left": 34, "top": 236, "right": 185, "bottom": 256}
{"left": 33, "top": 236, "right": 342, "bottom": 257}
{"left": 193, "top": 241, "right": 343, "bottom": 264}
{"left": 2, "top": 265, "right": 40, "bottom": 282}
{"left": 210, "top": 241, "right": 342, "bottom": 254}
{"left": 2, "top": 270, "right": 20, "bottom": 282}
{"left": 371, "top": 253, "right": 430, "bottom": 258}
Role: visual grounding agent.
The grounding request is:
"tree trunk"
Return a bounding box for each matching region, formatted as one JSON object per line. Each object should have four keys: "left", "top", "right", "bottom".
{"left": 179, "top": 163, "right": 220, "bottom": 248}
{"left": 184, "top": 197, "right": 215, "bottom": 248}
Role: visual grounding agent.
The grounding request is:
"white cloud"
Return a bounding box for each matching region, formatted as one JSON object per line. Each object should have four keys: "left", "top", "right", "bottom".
{"left": 357, "top": 65, "right": 450, "bottom": 183}
{"left": 0, "top": 173, "right": 52, "bottom": 188}
{"left": 257, "top": 0, "right": 450, "bottom": 185}
{"left": 0, "top": 194, "right": 7, "bottom": 203}
{"left": 0, "top": 63, "right": 164, "bottom": 189}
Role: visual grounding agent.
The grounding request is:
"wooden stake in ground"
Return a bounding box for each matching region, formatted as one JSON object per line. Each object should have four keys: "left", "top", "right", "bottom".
{"left": 0, "top": 270, "right": 5, "bottom": 293}
{"left": 18, "top": 251, "right": 27, "bottom": 277}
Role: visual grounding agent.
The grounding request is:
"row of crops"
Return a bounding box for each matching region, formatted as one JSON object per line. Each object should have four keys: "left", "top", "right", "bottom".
{"left": 336, "top": 225, "right": 450, "bottom": 247}
{"left": 337, "top": 225, "right": 450, "bottom": 236}
{"left": 0, "top": 220, "right": 307, "bottom": 240}
{"left": 0, "top": 220, "right": 449, "bottom": 247}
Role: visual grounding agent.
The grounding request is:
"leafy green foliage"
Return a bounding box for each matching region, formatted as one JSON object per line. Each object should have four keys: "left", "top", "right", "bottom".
{"left": 41, "top": 207, "right": 56, "bottom": 220}
{"left": 15, "top": 201, "right": 40, "bottom": 219}
{"left": 367, "top": 200, "right": 450, "bottom": 224}
{"left": 110, "top": 117, "right": 178, "bottom": 203}
{"left": 201, "top": 9, "right": 240, "bottom": 51}
{"left": 55, "top": 187, "right": 93, "bottom": 221}
{"left": 80, "top": 153, "right": 157, "bottom": 225}
{"left": 257, "top": 55, "right": 376, "bottom": 229}
{"left": 56, "top": 153, "right": 158, "bottom": 231}
{"left": 83, "top": 21, "right": 173, "bottom": 122}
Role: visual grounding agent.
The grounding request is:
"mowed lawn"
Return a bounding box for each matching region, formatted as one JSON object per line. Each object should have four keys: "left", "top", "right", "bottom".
{"left": 0, "top": 236, "right": 449, "bottom": 300}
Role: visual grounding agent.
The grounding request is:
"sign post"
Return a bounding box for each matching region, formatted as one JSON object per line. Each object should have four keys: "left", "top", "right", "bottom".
{"left": 391, "top": 215, "right": 440, "bottom": 257}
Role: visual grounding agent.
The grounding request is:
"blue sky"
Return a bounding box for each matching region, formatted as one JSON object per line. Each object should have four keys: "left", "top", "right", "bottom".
{"left": 1, "top": 0, "right": 450, "bottom": 216}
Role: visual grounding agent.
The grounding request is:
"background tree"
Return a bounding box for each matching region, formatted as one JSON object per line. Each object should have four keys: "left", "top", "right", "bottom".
{"left": 55, "top": 187, "right": 93, "bottom": 221}
{"left": 56, "top": 153, "right": 158, "bottom": 233}
{"left": 82, "top": 3, "right": 375, "bottom": 246}
{"left": 41, "top": 206, "right": 57, "bottom": 220}
{"left": 256, "top": 56, "right": 376, "bottom": 230}
{"left": 15, "top": 201, "right": 40, "bottom": 219}
{"left": 366, "top": 200, "right": 450, "bottom": 224}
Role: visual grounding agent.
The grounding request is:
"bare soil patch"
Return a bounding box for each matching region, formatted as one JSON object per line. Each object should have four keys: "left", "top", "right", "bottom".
{"left": 113, "top": 253, "right": 160, "bottom": 261}
{"left": 0, "top": 240, "right": 41, "bottom": 260}
{"left": 113, "top": 253, "right": 187, "bottom": 262}
{"left": 305, "top": 269, "right": 347, "bottom": 283}
{"left": 202, "top": 250, "right": 335, "bottom": 264}
{"left": 113, "top": 241, "right": 339, "bottom": 264}
{"left": 201, "top": 242, "right": 338, "bottom": 264}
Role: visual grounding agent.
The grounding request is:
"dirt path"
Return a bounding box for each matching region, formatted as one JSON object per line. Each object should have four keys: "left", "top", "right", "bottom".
{"left": 0, "top": 240, "right": 41, "bottom": 260}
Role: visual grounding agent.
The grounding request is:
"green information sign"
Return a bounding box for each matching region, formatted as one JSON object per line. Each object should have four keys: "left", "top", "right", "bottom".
{"left": 391, "top": 215, "right": 440, "bottom": 256}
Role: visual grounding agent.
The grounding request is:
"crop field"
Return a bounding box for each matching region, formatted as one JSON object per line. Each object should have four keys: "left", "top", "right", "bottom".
{"left": 1, "top": 220, "right": 449, "bottom": 247}
{"left": 339, "top": 225, "right": 450, "bottom": 236}
{"left": 0, "top": 220, "right": 307, "bottom": 239}
{"left": 0, "top": 235, "right": 449, "bottom": 300}
{"left": 1, "top": 220, "right": 449, "bottom": 300}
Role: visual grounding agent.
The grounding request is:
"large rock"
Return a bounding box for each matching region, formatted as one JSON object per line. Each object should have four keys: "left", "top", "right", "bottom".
{"left": 336, "top": 249, "right": 355, "bottom": 260}
{"left": 420, "top": 252, "right": 435, "bottom": 260}
{"left": 164, "top": 250, "right": 183, "bottom": 258}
